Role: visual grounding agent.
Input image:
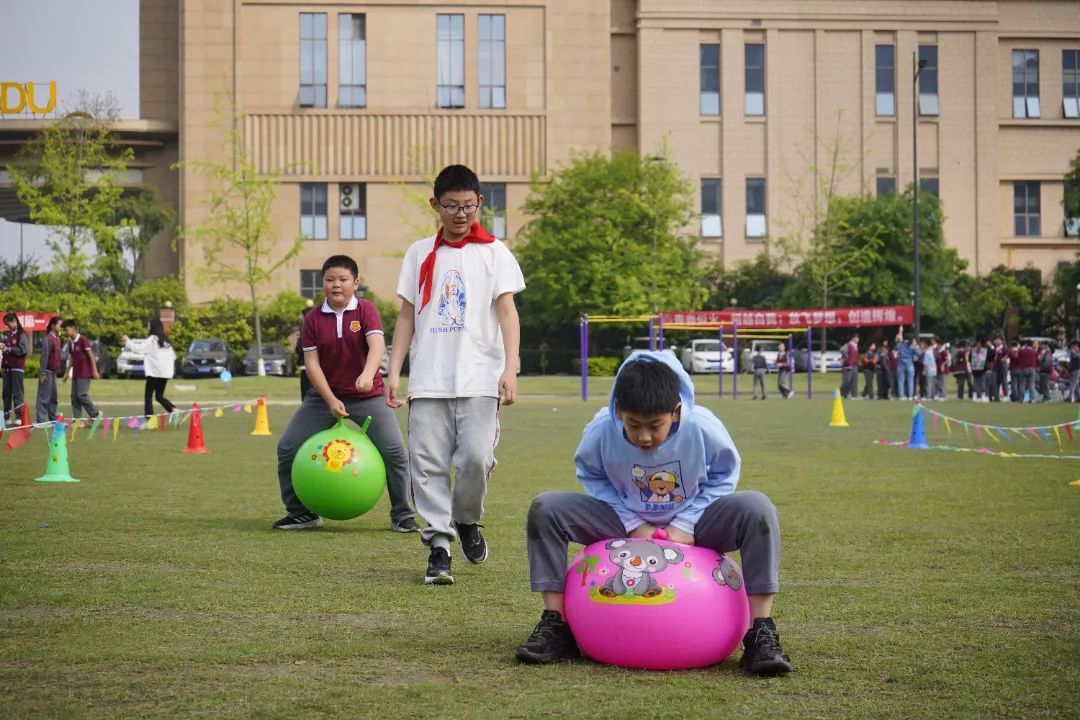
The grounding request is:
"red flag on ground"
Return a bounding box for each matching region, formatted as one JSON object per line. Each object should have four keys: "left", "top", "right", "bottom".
{"left": 4, "top": 403, "right": 32, "bottom": 451}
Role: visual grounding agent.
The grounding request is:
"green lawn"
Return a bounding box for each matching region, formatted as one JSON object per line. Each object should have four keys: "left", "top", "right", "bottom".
{"left": 1, "top": 375, "right": 1077, "bottom": 718}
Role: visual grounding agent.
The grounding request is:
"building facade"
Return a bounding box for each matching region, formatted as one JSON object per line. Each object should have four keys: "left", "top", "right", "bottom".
{"left": 3, "top": 0, "right": 1079, "bottom": 303}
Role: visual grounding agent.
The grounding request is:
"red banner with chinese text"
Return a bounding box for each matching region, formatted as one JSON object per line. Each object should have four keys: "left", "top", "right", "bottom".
{"left": 660, "top": 306, "right": 914, "bottom": 329}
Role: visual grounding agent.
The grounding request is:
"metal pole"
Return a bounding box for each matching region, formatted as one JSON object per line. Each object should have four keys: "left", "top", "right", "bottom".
{"left": 718, "top": 326, "right": 724, "bottom": 399}
{"left": 807, "top": 326, "right": 813, "bottom": 399}
{"left": 788, "top": 333, "right": 793, "bottom": 398}
{"left": 657, "top": 315, "right": 665, "bottom": 350}
{"left": 648, "top": 318, "right": 656, "bottom": 351}
{"left": 913, "top": 52, "right": 924, "bottom": 340}
{"left": 732, "top": 322, "right": 740, "bottom": 400}
{"left": 580, "top": 316, "right": 588, "bottom": 402}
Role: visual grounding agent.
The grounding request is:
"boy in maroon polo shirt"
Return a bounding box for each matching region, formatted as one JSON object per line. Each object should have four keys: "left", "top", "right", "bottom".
{"left": 273, "top": 255, "right": 417, "bottom": 532}
{"left": 60, "top": 319, "right": 100, "bottom": 419}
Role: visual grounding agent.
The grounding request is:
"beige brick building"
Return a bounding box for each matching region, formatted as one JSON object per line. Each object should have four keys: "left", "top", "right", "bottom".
{"left": 3, "top": 0, "right": 1080, "bottom": 303}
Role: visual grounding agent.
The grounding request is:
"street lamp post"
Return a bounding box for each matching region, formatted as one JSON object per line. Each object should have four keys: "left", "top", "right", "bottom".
{"left": 913, "top": 54, "right": 928, "bottom": 339}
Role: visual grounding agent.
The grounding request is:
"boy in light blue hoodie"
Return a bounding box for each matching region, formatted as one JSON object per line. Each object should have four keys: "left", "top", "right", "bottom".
{"left": 515, "top": 351, "right": 792, "bottom": 675}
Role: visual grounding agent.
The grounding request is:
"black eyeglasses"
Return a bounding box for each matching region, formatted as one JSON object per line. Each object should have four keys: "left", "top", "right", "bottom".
{"left": 438, "top": 202, "right": 480, "bottom": 215}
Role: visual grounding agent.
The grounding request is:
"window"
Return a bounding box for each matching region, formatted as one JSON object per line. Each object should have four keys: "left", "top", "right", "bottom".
{"left": 1064, "top": 181, "right": 1079, "bottom": 236}
{"left": 1064, "top": 50, "right": 1080, "bottom": 118}
{"left": 437, "top": 14, "right": 465, "bottom": 108}
{"left": 876, "top": 177, "right": 897, "bottom": 197}
{"left": 339, "top": 183, "right": 367, "bottom": 240}
{"left": 1012, "top": 50, "right": 1040, "bottom": 118}
{"left": 919, "top": 177, "right": 940, "bottom": 198}
{"left": 479, "top": 182, "right": 506, "bottom": 237}
{"left": 478, "top": 15, "right": 506, "bottom": 109}
{"left": 918, "top": 45, "right": 939, "bottom": 116}
{"left": 875, "top": 44, "right": 895, "bottom": 116}
{"left": 746, "top": 178, "right": 766, "bottom": 237}
{"left": 338, "top": 14, "right": 366, "bottom": 108}
{"left": 700, "top": 44, "right": 720, "bottom": 115}
{"left": 300, "top": 270, "right": 322, "bottom": 300}
{"left": 701, "top": 178, "right": 722, "bottom": 237}
{"left": 744, "top": 43, "right": 765, "bottom": 116}
{"left": 1013, "top": 181, "right": 1040, "bottom": 237}
{"left": 299, "top": 13, "right": 327, "bottom": 108}
{"left": 300, "top": 183, "right": 328, "bottom": 240}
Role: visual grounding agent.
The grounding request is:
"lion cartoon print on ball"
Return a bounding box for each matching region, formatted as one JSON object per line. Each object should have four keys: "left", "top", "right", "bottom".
{"left": 564, "top": 531, "right": 751, "bottom": 670}
{"left": 291, "top": 417, "right": 387, "bottom": 521}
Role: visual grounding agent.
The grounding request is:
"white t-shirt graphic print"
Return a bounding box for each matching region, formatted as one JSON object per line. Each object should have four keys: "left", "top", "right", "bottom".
{"left": 397, "top": 234, "right": 525, "bottom": 398}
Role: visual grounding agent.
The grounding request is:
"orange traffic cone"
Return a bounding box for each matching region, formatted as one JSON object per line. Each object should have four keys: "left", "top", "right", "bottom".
{"left": 251, "top": 395, "right": 272, "bottom": 436}
{"left": 184, "top": 404, "right": 209, "bottom": 454}
{"left": 5, "top": 403, "right": 32, "bottom": 451}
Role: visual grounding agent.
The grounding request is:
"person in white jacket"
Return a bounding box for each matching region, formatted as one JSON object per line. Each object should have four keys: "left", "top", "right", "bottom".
{"left": 122, "top": 318, "right": 178, "bottom": 417}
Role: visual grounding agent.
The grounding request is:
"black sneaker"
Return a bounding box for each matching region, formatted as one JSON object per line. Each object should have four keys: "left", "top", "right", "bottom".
{"left": 454, "top": 521, "right": 489, "bottom": 564}
{"left": 740, "top": 617, "right": 793, "bottom": 676}
{"left": 272, "top": 512, "right": 323, "bottom": 530}
{"left": 424, "top": 547, "right": 454, "bottom": 585}
{"left": 515, "top": 610, "right": 581, "bottom": 664}
{"left": 391, "top": 516, "right": 421, "bottom": 533}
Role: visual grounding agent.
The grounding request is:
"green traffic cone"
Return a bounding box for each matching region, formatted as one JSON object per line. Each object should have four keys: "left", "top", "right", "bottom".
{"left": 35, "top": 417, "right": 79, "bottom": 483}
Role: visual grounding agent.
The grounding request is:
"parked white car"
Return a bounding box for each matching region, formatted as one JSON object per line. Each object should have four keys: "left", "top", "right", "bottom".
{"left": 680, "top": 338, "right": 734, "bottom": 374}
{"left": 116, "top": 348, "right": 147, "bottom": 378}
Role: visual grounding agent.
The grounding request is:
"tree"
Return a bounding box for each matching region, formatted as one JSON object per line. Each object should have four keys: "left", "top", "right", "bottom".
{"left": 775, "top": 114, "right": 880, "bottom": 366}
{"left": 703, "top": 252, "right": 793, "bottom": 310}
{"left": 0, "top": 255, "right": 41, "bottom": 292}
{"left": 93, "top": 187, "right": 176, "bottom": 294}
{"left": 173, "top": 110, "right": 303, "bottom": 376}
{"left": 514, "top": 150, "right": 706, "bottom": 343}
{"left": 1064, "top": 146, "right": 1080, "bottom": 228}
{"left": 6, "top": 111, "right": 133, "bottom": 282}
{"left": 963, "top": 266, "right": 1034, "bottom": 338}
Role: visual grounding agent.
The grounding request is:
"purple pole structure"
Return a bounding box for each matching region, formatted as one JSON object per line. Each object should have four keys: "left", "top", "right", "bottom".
{"left": 648, "top": 318, "right": 656, "bottom": 351}
{"left": 658, "top": 315, "right": 665, "bottom": 350}
{"left": 788, "top": 333, "right": 794, "bottom": 397}
{"left": 807, "top": 326, "right": 813, "bottom": 399}
{"left": 732, "top": 322, "right": 739, "bottom": 400}
{"left": 717, "top": 326, "right": 724, "bottom": 399}
{"left": 580, "top": 315, "right": 588, "bottom": 402}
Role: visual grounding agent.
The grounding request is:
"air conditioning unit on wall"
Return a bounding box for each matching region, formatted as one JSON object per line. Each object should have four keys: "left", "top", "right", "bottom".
{"left": 340, "top": 183, "right": 361, "bottom": 212}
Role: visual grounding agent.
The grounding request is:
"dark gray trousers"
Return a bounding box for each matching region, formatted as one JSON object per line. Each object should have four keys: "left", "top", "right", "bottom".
{"left": 525, "top": 490, "right": 781, "bottom": 595}
{"left": 2, "top": 369, "right": 24, "bottom": 418}
{"left": 70, "top": 378, "right": 97, "bottom": 419}
{"left": 276, "top": 391, "right": 413, "bottom": 523}
{"left": 35, "top": 370, "right": 58, "bottom": 423}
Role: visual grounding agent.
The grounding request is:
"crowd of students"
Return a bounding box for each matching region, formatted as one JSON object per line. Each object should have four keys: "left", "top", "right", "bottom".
{"left": 839, "top": 327, "right": 1080, "bottom": 403}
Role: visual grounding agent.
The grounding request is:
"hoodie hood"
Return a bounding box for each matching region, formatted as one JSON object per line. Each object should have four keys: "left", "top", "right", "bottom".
{"left": 607, "top": 350, "right": 696, "bottom": 425}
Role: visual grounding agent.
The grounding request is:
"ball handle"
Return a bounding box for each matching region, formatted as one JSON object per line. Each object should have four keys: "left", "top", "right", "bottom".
{"left": 652, "top": 528, "right": 668, "bottom": 541}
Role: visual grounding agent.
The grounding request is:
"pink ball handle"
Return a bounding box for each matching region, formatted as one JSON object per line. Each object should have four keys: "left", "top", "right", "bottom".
{"left": 652, "top": 527, "right": 668, "bottom": 540}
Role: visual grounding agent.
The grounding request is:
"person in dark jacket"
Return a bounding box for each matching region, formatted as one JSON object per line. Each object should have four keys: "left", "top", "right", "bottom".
{"left": 2, "top": 312, "right": 30, "bottom": 423}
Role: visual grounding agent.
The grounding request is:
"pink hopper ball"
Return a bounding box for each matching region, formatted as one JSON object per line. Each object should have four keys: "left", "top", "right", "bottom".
{"left": 563, "top": 529, "right": 751, "bottom": 670}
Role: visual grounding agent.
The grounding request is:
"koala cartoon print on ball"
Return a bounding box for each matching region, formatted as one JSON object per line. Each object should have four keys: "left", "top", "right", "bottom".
{"left": 563, "top": 531, "right": 751, "bottom": 670}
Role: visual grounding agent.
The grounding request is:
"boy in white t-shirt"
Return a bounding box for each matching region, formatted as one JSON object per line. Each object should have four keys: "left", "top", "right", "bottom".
{"left": 387, "top": 165, "right": 526, "bottom": 585}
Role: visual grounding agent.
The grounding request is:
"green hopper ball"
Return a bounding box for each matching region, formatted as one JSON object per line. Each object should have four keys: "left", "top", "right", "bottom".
{"left": 291, "top": 416, "right": 386, "bottom": 520}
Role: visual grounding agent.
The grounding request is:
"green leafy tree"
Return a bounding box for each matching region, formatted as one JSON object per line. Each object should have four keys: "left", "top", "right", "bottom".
{"left": 173, "top": 110, "right": 303, "bottom": 376}
{"left": 1064, "top": 146, "right": 1080, "bottom": 227}
{"left": 515, "top": 150, "right": 705, "bottom": 343}
{"left": 6, "top": 112, "right": 133, "bottom": 282}
{"left": 0, "top": 255, "right": 41, "bottom": 291}
{"left": 963, "top": 266, "right": 1034, "bottom": 338}
{"left": 703, "top": 252, "right": 793, "bottom": 310}
{"left": 94, "top": 187, "right": 176, "bottom": 294}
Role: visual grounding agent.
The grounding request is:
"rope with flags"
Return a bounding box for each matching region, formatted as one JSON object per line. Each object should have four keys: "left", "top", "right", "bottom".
{"left": 916, "top": 403, "right": 1079, "bottom": 452}
{"left": 2, "top": 399, "right": 260, "bottom": 449}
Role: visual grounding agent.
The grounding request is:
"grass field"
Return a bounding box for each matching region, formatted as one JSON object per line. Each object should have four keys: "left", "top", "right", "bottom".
{"left": 1, "top": 374, "right": 1078, "bottom": 719}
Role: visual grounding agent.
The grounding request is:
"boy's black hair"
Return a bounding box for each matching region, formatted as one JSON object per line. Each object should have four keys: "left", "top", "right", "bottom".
{"left": 61, "top": 319, "right": 78, "bottom": 330}
{"left": 321, "top": 255, "right": 359, "bottom": 279}
{"left": 613, "top": 360, "right": 681, "bottom": 415}
{"left": 433, "top": 164, "right": 480, "bottom": 199}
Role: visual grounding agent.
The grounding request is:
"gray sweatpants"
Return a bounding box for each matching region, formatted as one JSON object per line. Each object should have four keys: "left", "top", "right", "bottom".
{"left": 526, "top": 490, "right": 781, "bottom": 596}
{"left": 752, "top": 369, "right": 767, "bottom": 398}
{"left": 408, "top": 397, "right": 499, "bottom": 551}
{"left": 276, "top": 391, "right": 413, "bottom": 524}
{"left": 35, "top": 370, "right": 58, "bottom": 423}
{"left": 70, "top": 378, "right": 97, "bottom": 419}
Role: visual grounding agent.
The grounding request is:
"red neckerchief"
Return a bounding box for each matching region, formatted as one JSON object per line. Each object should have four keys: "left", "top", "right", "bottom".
{"left": 417, "top": 222, "right": 494, "bottom": 313}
